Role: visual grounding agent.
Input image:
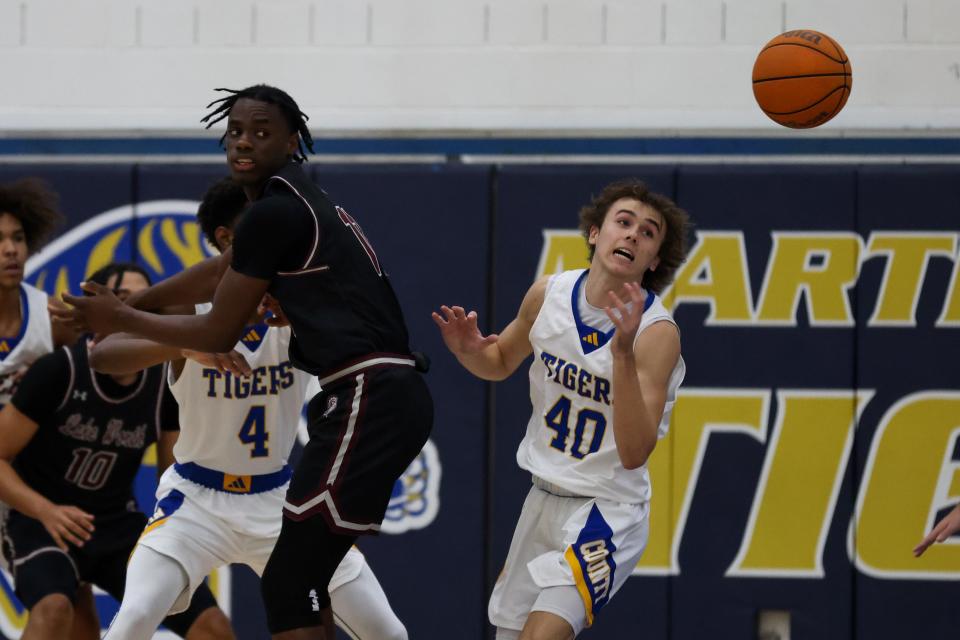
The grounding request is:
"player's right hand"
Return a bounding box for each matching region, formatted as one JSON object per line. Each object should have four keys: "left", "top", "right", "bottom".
{"left": 431, "top": 305, "right": 499, "bottom": 356}
{"left": 40, "top": 505, "right": 95, "bottom": 551}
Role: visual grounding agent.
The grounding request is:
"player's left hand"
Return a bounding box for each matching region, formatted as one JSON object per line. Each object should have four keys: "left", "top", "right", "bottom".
{"left": 914, "top": 503, "right": 960, "bottom": 557}
{"left": 54, "top": 282, "right": 127, "bottom": 336}
{"left": 605, "top": 282, "right": 646, "bottom": 357}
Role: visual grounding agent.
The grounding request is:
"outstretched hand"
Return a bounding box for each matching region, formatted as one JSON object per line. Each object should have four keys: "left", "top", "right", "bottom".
{"left": 431, "top": 305, "right": 498, "bottom": 356}
{"left": 52, "top": 281, "right": 127, "bottom": 337}
{"left": 914, "top": 503, "right": 960, "bottom": 557}
{"left": 604, "top": 282, "right": 646, "bottom": 356}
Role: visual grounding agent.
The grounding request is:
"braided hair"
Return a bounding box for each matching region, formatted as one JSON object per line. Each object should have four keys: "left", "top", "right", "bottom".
{"left": 201, "top": 85, "right": 314, "bottom": 162}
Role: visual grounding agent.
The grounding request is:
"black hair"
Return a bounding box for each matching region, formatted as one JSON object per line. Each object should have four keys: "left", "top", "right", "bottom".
{"left": 85, "top": 262, "right": 151, "bottom": 295}
{"left": 196, "top": 177, "right": 249, "bottom": 250}
{"left": 201, "top": 85, "right": 315, "bottom": 162}
{"left": 0, "top": 178, "right": 64, "bottom": 253}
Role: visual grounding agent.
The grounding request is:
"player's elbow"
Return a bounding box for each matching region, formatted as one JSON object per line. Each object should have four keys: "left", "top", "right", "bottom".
{"left": 619, "top": 442, "right": 656, "bottom": 470}
{"left": 88, "top": 346, "right": 118, "bottom": 374}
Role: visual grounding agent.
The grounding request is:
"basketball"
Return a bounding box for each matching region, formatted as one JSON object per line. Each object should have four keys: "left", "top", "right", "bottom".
{"left": 752, "top": 30, "right": 852, "bottom": 129}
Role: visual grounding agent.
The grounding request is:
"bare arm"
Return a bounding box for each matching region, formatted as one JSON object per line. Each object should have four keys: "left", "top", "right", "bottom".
{"left": 125, "top": 250, "right": 231, "bottom": 311}
{"left": 155, "top": 430, "right": 178, "bottom": 477}
{"left": 605, "top": 284, "right": 681, "bottom": 470}
{"left": 57, "top": 267, "right": 269, "bottom": 354}
{"left": 432, "top": 276, "right": 548, "bottom": 381}
{"left": 89, "top": 333, "right": 185, "bottom": 375}
{"left": 0, "top": 404, "right": 95, "bottom": 550}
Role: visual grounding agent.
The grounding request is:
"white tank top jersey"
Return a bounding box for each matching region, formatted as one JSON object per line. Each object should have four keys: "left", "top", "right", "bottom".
{"left": 0, "top": 283, "right": 54, "bottom": 406}
{"left": 517, "top": 269, "right": 686, "bottom": 504}
{"left": 168, "top": 304, "right": 313, "bottom": 475}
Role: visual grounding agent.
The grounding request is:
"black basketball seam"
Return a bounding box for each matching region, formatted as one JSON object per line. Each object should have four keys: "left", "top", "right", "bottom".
{"left": 762, "top": 85, "right": 847, "bottom": 115}
{"left": 753, "top": 72, "right": 851, "bottom": 84}
{"left": 821, "top": 33, "right": 847, "bottom": 65}
{"left": 822, "top": 86, "right": 850, "bottom": 122}
{"left": 759, "top": 41, "right": 848, "bottom": 64}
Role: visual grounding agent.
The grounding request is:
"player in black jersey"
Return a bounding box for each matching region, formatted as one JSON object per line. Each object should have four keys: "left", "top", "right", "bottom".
{"left": 0, "top": 263, "right": 234, "bottom": 640}
{"left": 55, "top": 85, "right": 434, "bottom": 639}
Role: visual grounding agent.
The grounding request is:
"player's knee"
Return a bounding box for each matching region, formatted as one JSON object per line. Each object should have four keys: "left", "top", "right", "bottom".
{"left": 186, "top": 606, "right": 235, "bottom": 640}
{"left": 30, "top": 593, "right": 74, "bottom": 626}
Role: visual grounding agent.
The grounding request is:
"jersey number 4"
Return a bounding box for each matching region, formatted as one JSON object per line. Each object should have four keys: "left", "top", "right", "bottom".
{"left": 544, "top": 396, "right": 607, "bottom": 459}
{"left": 238, "top": 406, "right": 269, "bottom": 458}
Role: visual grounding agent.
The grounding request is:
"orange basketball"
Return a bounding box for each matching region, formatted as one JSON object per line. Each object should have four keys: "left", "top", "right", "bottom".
{"left": 752, "top": 30, "right": 852, "bottom": 129}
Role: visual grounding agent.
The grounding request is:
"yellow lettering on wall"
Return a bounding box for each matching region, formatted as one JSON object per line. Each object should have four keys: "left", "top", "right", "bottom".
{"left": 138, "top": 219, "right": 162, "bottom": 274}
{"left": 855, "top": 392, "right": 960, "bottom": 578}
{"left": 53, "top": 266, "right": 71, "bottom": 300}
{"left": 661, "top": 232, "right": 753, "bottom": 324}
{"left": 160, "top": 220, "right": 206, "bottom": 269}
{"left": 635, "top": 389, "right": 769, "bottom": 575}
{"left": 866, "top": 233, "right": 956, "bottom": 326}
{"left": 536, "top": 231, "right": 590, "bottom": 278}
{"left": 84, "top": 227, "right": 127, "bottom": 280}
{"left": 755, "top": 233, "right": 861, "bottom": 326}
{"left": 937, "top": 249, "right": 960, "bottom": 327}
{"left": 728, "top": 390, "right": 871, "bottom": 577}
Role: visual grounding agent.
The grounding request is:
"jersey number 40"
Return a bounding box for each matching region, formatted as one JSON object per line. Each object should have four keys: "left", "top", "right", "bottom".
{"left": 544, "top": 396, "right": 607, "bottom": 459}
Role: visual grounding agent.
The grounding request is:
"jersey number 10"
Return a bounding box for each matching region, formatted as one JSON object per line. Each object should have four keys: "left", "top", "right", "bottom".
{"left": 544, "top": 396, "right": 607, "bottom": 459}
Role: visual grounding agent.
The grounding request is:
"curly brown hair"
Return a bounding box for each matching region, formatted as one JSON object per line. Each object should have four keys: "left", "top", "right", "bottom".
{"left": 578, "top": 179, "right": 692, "bottom": 293}
{"left": 0, "top": 178, "right": 64, "bottom": 254}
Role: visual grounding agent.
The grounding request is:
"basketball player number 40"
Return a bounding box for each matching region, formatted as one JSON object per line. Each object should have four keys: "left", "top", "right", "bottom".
{"left": 544, "top": 396, "right": 607, "bottom": 459}
{"left": 238, "top": 406, "right": 269, "bottom": 457}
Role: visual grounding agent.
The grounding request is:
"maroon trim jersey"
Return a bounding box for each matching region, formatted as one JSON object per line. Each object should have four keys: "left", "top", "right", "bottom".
{"left": 10, "top": 340, "right": 177, "bottom": 517}
{"left": 231, "top": 163, "right": 411, "bottom": 375}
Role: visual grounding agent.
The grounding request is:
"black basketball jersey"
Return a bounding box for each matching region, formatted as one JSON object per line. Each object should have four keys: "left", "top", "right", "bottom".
{"left": 234, "top": 163, "right": 411, "bottom": 376}
{"left": 11, "top": 341, "right": 174, "bottom": 516}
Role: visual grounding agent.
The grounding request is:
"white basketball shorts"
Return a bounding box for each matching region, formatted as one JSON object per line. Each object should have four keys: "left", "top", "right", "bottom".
{"left": 488, "top": 477, "right": 649, "bottom": 634}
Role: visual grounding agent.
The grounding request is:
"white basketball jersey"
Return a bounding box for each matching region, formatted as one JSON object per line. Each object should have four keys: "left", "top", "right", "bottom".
{"left": 517, "top": 269, "right": 685, "bottom": 504}
{"left": 0, "top": 283, "right": 54, "bottom": 406}
{"left": 169, "top": 304, "right": 313, "bottom": 475}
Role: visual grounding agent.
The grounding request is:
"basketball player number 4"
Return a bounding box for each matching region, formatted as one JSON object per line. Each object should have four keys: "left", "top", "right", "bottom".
{"left": 238, "top": 406, "right": 269, "bottom": 458}
{"left": 544, "top": 397, "right": 607, "bottom": 459}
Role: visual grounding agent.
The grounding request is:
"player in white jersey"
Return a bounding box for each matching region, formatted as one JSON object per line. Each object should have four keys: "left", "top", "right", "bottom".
{"left": 434, "top": 179, "right": 691, "bottom": 639}
{"left": 0, "top": 178, "right": 75, "bottom": 405}
{"left": 0, "top": 178, "right": 103, "bottom": 640}
{"left": 92, "top": 178, "right": 407, "bottom": 640}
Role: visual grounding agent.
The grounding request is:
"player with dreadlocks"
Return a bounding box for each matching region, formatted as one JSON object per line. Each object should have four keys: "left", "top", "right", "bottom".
{"left": 55, "top": 84, "right": 434, "bottom": 640}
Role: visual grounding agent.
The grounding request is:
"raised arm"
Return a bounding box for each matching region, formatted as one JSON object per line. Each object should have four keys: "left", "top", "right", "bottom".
{"left": 0, "top": 404, "right": 95, "bottom": 550}
{"left": 432, "top": 276, "right": 548, "bottom": 381}
{"left": 605, "top": 283, "right": 681, "bottom": 470}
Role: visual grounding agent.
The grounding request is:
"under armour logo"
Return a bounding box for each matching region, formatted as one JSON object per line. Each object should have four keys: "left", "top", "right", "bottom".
{"left": 73, "top": 390, "right": 87, "bottom": 401}
{"left": 321, "top": 395, "right": 338, "bottom": 418}
{"left": 308, "top": 588, "right": 320, "bottom": 612}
